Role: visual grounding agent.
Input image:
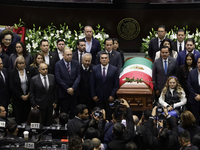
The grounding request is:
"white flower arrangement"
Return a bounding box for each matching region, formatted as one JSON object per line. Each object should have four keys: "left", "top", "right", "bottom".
{"left": 25, "top": 23, "right": 109, "bottom": 54}
{"left": 141, "top": 26, "right": 200, "bottom": 57}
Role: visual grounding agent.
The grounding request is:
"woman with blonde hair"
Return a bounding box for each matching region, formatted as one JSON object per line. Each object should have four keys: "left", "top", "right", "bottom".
{"left": 159, "top": 76, "right": 187, "bottom": 112}
{"left": 9, "top": 56, "right": 31, "bottom": 124}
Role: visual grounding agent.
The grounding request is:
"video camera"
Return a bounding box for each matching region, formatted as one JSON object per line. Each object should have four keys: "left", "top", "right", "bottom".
{"left": 156, "top": 104, "right": 165, "bottom": 120}
{"left": 94, "top": 109, "right": 103, "bottom": 117}
{"left": 109, "top": 99, "right": 124, "bottom": 109}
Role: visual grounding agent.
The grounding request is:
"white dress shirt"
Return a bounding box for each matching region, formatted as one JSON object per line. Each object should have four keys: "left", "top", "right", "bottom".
{"left": 44, "top": 52, "right": 50, "bottom": 65}
{"left": 101, "top": 64, "right": 109, "bottom": 76}
{"left": 85, "top": 38, "right": 93, "bottom": 53}
{"left": 57, "top": 49, "right": 63, "bottom": 60}
{"left": 177, "top": 41, "right": 185, "bottom": 52}
{"left": 40, "top": 74, "right": 49, "bottom": 89}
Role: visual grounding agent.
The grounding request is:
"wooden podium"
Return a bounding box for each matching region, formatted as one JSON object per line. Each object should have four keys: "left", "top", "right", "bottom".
{"left": 117, "top": 82, "right": 153, "bottom": 111}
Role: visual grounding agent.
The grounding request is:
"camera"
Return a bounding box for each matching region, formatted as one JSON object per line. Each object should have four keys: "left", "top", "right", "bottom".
{"left": 156, "top": 105, "right": 165, "bottom": 120}
{"left": 109, "top": 99, "right": 123, "bottom": 109}
{"left": 94, "top": 109, "right": 102, "bottom": 117}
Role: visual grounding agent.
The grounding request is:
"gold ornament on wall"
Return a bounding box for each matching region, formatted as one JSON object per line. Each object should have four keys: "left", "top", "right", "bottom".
{"left": 117, "top": 18, "right": 140, "bottom": 40}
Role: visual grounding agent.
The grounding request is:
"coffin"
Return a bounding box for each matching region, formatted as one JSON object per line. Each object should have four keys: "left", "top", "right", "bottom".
{"left": 118, "top": 57, "right": 153, "bottom": 111}
{"left": 117, "top": 82, "right": 153, "bottom": 111}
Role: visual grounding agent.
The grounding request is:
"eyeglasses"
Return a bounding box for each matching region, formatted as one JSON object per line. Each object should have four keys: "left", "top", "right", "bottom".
{"left": 4, "top": 39, "right": 11, "bottom": 41}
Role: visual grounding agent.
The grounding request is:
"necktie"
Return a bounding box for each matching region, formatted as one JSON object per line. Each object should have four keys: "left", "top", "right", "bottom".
{"left": 85, "top": 68, "right": 88, "bottom": 71}
{"left": 159, "top": 40, "right": 162, "bottom": 48}
{"left": 44, "top": 76, "right": 48, "bottom": 91}
{"left": 108, "top": 53, "right": 111, "bottom": 59}
{"left": 67, "top": 63, "right": 71, "bottom": 75}
{"left": 103, "top": 67, "right": 106, "bottom": 81}
{"left": 80, "top": 52, "right": 82, "bottom": 64}
{"left": 164, "top": 60, "right": 167, "bottom": 75}
{"left": 179, "top": 43, "right": 182, "bottom": 52}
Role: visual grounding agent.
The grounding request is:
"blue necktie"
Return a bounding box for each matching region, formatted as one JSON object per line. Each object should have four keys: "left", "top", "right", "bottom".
{"left": 164, "top": 60, "right": 167, "bottom": 75}
{"left": 103, "top": 67, "right": 106, "bottom": 81}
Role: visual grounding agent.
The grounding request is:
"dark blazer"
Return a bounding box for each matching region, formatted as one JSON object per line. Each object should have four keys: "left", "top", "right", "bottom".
{"left": 72, "top": 51, "right": 87, "bottom": 64}
{"left": 67, "top": 117, "right": 86, "bottom": 137}
{"left": 177, "top": 50, "right": 200, "bottom": 66}
{"left": 30, "top": 74, "right": 57, "bottom": 109}
{"left": 172, "top": 41, "right": 186, "bottom": 52}
{"left": 96, "top": 50, "right": 122, "bottom": 75}
{"left": 8, "top": 53, "right": 33, "bottom": 71}
{"left": 0, "top": 53, "right": 9, "bottom": 69}
{"left": 47, "top": 51, "right": 58, "bottom": 74}
{"left": 2, "top": 44, "right": 14, "bottom": 57}
{"left": 83, "top": 37, "right": 101, "bottom": 64}
{"left": 152, "top": 56, "right": 178, "bottom": 92}
{"left": 146, "top": 116, "right": 178, "bottom": 150}
{"left": 52, "top": 49, "right": 61, "bottom": 63}
{"left": 116, "top": 48, "right": 124, "bottom": 66}
{"left": 55, "top": 59, "right": 81, "bottom": 99}
{"left": 90, "top": 64, "right": 119, "bottom": 101}
{"left": 0, "top": 68, "right": 10, "bottom": 107}
{"left": 148, "top": 37, "right": 160, "bottom": 61}
{"left": 188, "top": 68, "right": 200, "bottom": 106}
{"left": 107, "top": 107, "right": 134, "bottom": 150}
{"left": 178, "top": 65, "right": 192, "bottom": 96}
{"left": 9, "top": 68, "right": 31, "bottom": 99}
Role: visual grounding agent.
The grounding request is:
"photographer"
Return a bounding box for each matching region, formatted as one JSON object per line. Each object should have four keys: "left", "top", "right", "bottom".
{"left": 134, "top": 109, "right": 152, "bottom": 150}
{"left": 103, "top": 99, "right": 126, "bottom": 144}
{"left": 146, "top": 106, "right": 178, "bottom": 150}
{"left": 107, "top": 98, "right": 134, "bottom": 150}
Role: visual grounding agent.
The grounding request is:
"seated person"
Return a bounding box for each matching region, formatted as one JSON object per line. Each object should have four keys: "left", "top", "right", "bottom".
{"left": 5, "top": 121, "right": 25, "bottom": 146}
{"left": 58, "top": 113, "right": 69, "bottom": 127}
{"left": 26, "top": 108, "right": 41, "bottom": 126}
{"left": 159, "top": 76, "right": 187, "bottom": 114}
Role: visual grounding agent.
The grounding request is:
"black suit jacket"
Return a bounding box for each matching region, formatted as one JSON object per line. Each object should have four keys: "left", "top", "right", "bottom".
{"left": 72, "top": 51, "right": 87, "bottom": 64}
{"left": 0, "top": 53, "right": 9, "bottom": 69}
{"left": 172, "top": 41, "right": 186, "bottom": 52}
{"left": 52, "top": 49, "right": 61, "bottom": 63}
{"left": 146, "top": 116, "right": 178, "bottom": 150}
{"left": 9, "top": 68, "right": 31, "bottom": 100}
{"left": 96, "top": 50, "right": 122, "bottom": 74}
{"left": 83, "top": 37, "right": 101, "bottom": 64}
{"left": 0, "top": 68, "right": 10, "bottom": 107}
{"left": 152, "top": 56, "right": 178, "bottom": 92}
{"left": 30, "top": 74, "right": 57, "bottom": 109}
{"left": 47, "top": 51, "right": 58, "bottom": 74}
{"left": 148, "top": 37, "right": 159, "bottom": 61}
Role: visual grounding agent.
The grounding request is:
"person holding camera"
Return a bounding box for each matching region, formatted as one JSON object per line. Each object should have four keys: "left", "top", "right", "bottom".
{"left": 159, "top": 76, "right": 187, "bottom": 113}
{"left": 107, "top": 98, "right": 134, "bottom": 150}
{"left": 146, "top": 106, "right": 178, "bottom": 150}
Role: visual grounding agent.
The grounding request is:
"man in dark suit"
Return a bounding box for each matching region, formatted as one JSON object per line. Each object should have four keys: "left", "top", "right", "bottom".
{"left": 55, "top": 48, "right": 81, "bottom": 119}
{"left": 52, "top": 39, "right": 65, "bottom": 63}
{"left": 152, "top": 46, "right": 178, "bottom": 99}
{"left": 172, "top": 29, "right": 186, "bottom": 53}
{"left": 73, "top": 39, "right": 86, "bottom": 64}
{"left": 0, "top": 106, "right": 7, "bottom": 122}
{"left": 0, "top": 43, "right": 9, "bottom": 69}
{"left": 148, "top": 25, "right": 167, "bottom": 61}
{"left": 96, "top": 38, "right": 122, "bottom": 75}
{"left": 0, "top": 58, "right": 9, "bottom": 112}
{"left": 78, "top": 53, "right": 94, "bottom": 112}
{"left": 177, "top": 38, "right": 200, "bottom": 66}
{"left": 188, "top": 57, "right": 200, "bottom": 125}
{"left": 90, "top": 51, "right": 119, "bottom": 120}
{"left": 30, "top": 63, "right": 57, "bottom": 126}
{"left": 83, "top": 26, "right": 101, "bottom": 64}
{"left": 40, "top": 39, "right": 57, "bottom": 74}
{"left": 67, "top": 104, "right": 89, "bottom": 137}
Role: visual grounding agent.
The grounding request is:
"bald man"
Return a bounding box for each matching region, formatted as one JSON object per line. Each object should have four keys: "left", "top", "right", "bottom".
{"left": 55, "top": 48, "right": 81, "bottom": 119}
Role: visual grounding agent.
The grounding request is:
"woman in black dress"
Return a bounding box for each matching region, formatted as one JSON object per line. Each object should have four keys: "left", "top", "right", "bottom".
{"left": 9, "top": 56, "right": 31, "bottom": 124}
